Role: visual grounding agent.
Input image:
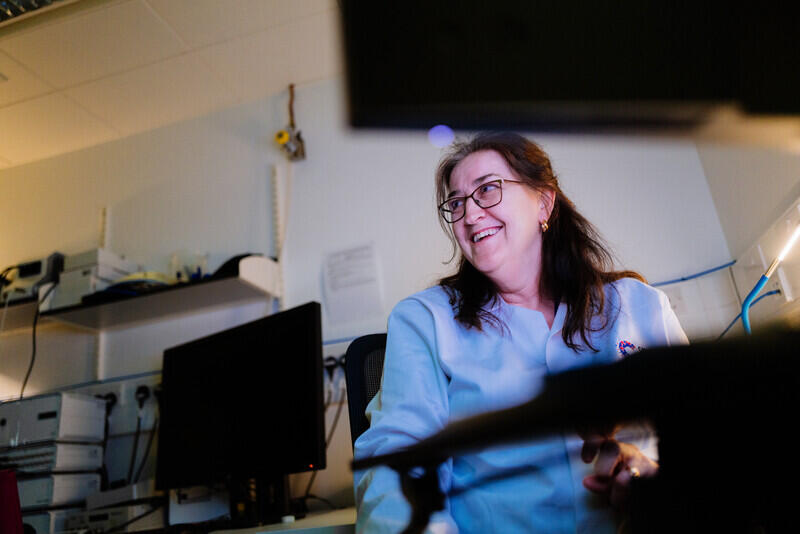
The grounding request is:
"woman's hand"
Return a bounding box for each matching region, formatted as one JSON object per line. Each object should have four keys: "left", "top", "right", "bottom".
{"left": 580, "top": 431, "right": 658, "bottom": 510}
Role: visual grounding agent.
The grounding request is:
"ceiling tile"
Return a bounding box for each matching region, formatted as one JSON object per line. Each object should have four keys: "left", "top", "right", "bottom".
{"left": 198, "top": 9, "right": 343, "bottom": 104}
{"left": 0, "top": 51, "right": 54, "bottom": 107}
{"left": 0, "top": 93, "right": 118, "bottom": 165}
{"left": 285, "top": 9, "right": 343, "bottom": 83}
{"left": 65, "top": 52, "right": 237, "bottom": 135}
{"left": 146, "top": 0, "right": 335, "bottom": 48}
{"left": 0, "top": 0, "right": 186, "bottom": 89}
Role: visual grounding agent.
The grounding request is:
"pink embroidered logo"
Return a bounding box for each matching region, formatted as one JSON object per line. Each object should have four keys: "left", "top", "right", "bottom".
{"left": 618, "top": 340, "right": 642, "bottom": 357}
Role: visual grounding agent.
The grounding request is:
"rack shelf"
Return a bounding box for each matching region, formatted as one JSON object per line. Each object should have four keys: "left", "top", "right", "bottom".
{"left": 40, "top": 255, "right": 281, "bottom": 330}
{"left": 0, "top": 297, "right": 39, "bottom": 333}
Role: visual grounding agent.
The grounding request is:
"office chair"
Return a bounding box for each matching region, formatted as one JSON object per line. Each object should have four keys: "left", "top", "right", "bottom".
{"left": 344, "top": 333, "right": 387, "bottom": 447}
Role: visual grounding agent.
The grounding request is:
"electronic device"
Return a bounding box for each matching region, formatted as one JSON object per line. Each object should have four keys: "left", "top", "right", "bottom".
{"left": 62, "top": 248, "right": 139, "bottom": 274}
{"left": 64, "top": 504, "right": 165, "bottom": 533}
{"left": 156, "top": 301, "right": 325, "bottom": 527}
{"left": 1, "top": 253, "right": 64, "bottom": 304}
{"left": 42, "top": 248, "right": 139, "bottom": 311}
{"left": 0, "top": 393, "right": 106, "bottom": 448}
{"left": 17, "top": 473, "right": 101, "bottom": 510}
{"left": 341, "top": 2, "right": 800, "bottom": 130}
{"left": 0, "top": 442, "right": 103, "bottom": 474}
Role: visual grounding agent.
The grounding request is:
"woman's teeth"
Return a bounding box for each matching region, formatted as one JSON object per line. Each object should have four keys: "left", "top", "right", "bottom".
{"left": 473, "top": 228, "right": 500, "bottom": 242}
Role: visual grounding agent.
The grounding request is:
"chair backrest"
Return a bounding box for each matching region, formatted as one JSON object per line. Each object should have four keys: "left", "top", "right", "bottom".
{"left": 344, "top": 333, "right": 387, "bottom": 447}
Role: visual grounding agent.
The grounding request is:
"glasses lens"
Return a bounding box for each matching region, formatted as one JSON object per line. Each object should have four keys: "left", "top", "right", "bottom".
{"left": 441, "top": 198, "right": 464, "bottom": 222}
{"left": 474, "top": 181, "right": 502, "bottom": 208}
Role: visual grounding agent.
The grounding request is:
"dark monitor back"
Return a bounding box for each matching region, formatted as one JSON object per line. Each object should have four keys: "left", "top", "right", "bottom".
{"left": 342, "top": 2, "right": 800, "bottom": 129}
{"left": 156, "top": 302, "right": 325, "bottom": 490}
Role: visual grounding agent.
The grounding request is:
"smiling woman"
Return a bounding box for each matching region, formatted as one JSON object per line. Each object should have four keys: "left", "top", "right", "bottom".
{"left": 435, "top": 133, "right": 646, "bottom": 349}
{"left": 353, "top": 132, "right": 688, "bottom": 534}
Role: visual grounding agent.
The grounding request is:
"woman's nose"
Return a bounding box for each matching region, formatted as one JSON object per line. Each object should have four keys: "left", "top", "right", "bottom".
{"left": 463, "top": 197, "right": 485, "bottom": 224}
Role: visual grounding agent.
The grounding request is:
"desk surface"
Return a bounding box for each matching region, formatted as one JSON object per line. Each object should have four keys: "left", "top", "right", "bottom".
{"left": 211, "top": 507, "right": 355, "bottom": 534}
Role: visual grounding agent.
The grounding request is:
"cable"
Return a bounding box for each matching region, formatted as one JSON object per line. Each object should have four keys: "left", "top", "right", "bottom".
{"left": 716, "top": 289, "right": 780, "bottom": 341}
{"left": 126, "top": 385, "right": 151, "bottom": 484}
{"left": 0, "top": 265, "right": 17, "bottom": 289}
{"left": 300, "top": 388, "right": 333, "bottom": 500}
{"left": 0, "top": 292, "right": 12, "bottom": 335}
{"left": 651, "top": 260, "right": 736, "bottom": 287}
{"left": 133, "top": 416, "right": 158, "bottom": 483}
{"left": 288, "top": 83, "right": 296, "bottom": 129}
{"left": 304, "top": 494, "right": 339, "bottom": 510}
{"left": 19, "top": 282, "right": 57, "bottom": 399}
{"left": 325, "top": 385, "right": 347, "bottom": 448}
{"left": 96, "top": 392, "right": 117, "bottom": 491}
{"left": 303, "top": 384, "right": 346, "bottom": 500}
{"left": 127, "top": 414, "right": 142, "bottom": 484}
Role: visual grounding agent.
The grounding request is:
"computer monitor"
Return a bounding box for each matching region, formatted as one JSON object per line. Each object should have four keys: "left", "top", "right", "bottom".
{"left": 341, "top": 1, "right": 800, "bottom": 130}
{"left": 155, "top": 301, "right": 326, "bottom": 513}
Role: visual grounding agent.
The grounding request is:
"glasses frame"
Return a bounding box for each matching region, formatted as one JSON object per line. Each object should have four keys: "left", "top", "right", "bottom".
{"left": 438, "top": 178, "right": 525, "bottom": 224}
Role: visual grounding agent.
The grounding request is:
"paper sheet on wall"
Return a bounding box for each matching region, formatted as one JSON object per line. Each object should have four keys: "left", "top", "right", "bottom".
{"left": 323, "top": 244, "right": 383, "bottom": 325}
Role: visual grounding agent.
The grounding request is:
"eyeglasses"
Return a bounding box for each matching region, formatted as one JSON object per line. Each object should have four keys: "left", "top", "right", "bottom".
{"left": 438, "top": 178, "right": 524, "bottom": 223}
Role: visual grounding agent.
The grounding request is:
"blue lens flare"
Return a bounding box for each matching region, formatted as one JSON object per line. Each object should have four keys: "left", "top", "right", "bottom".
{"left": 428, "top": 125, "right": 454, "bottom": 148}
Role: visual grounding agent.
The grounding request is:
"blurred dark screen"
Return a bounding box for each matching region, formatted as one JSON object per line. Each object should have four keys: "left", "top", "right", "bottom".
{"left": 341, "top": 1, "right": 799, "bottom": 130}
{"left": 156, "top": 302, "right": 325, "bottom": 490}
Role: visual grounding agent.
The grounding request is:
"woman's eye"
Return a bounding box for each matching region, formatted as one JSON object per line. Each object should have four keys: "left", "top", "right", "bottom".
{"left": 479, "top": 183, "right": 499, "bottom": 194}
{"left": 447, "top": 199, "right": 464, "bottom": 210}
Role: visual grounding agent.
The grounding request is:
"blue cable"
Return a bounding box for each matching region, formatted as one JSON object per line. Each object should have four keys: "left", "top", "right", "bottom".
{"left": 741, "top": 274, "right": 771, "bottom": 334}
{"left": 652, "top": 260, "right": 736, "bottom": 287}
{"left": 323, "top": 335, "right": 358, "bottom": 346}
{"left": 717, "top": 289, "right": 780, "bottom": 341}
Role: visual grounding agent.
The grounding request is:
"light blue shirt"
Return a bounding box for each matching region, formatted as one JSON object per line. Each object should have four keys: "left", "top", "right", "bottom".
{"left": 354, "top": 278, "right": 688, "bottom": 534}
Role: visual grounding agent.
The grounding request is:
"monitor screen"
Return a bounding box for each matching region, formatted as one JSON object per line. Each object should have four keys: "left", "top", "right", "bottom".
{"left": 155, "top": 302, "right": 325, "bottom": 490}
{"left": 341, "top": 1, "right": 800, "bottom": 130}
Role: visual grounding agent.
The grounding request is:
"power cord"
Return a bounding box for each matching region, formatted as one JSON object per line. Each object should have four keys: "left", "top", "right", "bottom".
{"left": 19, "top": 282, "right": 58, "bottom": 399}
{"left": 95, "top": 392, "right": 118, "bottom": 491}
{"left": 301, "top": 354, "right": 347, "bottom": 510}
{"left": 0, "top": 265, "right": 18, "bottom": 290}
{"left": 133, "top": 384, "right": 160, "bottom": 483}
{"left": 127, "top": 385, "right": 150, "bottom": 484}
{"left": 717, "top": 289, "right": 781, "bottom": 341}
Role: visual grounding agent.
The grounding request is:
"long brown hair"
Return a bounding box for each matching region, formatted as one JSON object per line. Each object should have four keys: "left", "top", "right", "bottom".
{"left": 436, "top": 132, "right": 643, "bottom": 352}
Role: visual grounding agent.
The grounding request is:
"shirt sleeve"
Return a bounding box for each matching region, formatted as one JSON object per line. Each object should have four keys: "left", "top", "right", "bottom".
{"left": 353, "top": 298, "right": 459, "bottom": 534}
{"left": 656, "top": 289, "right": 689, "bottom": 346}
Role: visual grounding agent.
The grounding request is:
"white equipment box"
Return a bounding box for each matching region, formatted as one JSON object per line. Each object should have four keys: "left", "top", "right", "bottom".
{"left": 18, "top": 473, "right": 101, "bottom": 510}
{"left": 44, "top": 248, "right": 140, "bottom": 311}
{"left": 0, "top": 393, "right": 106, "bottom": 448}
{"left": 22, "top": 508, "right": 78, "bottom": 534}
{"left": 63, "top": 248, "right": 139, "bottom": 273}
{"left": 65, "top": 504, "right": 165, "bottom": 532}
{"left": 0, "top": 442, "right": 103, "bottom": 474}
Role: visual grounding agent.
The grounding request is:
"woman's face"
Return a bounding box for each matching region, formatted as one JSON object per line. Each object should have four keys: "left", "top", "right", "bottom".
{"left": 448, "top": 150, "right": 550, "bottom": 284}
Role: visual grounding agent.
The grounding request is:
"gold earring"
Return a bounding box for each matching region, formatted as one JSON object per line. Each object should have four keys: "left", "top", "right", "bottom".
{"left": 540, "top": 220, "right": 549, "bottom": 233}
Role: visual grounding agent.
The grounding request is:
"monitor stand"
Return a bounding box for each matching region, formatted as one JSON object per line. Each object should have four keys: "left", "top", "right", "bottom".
{"left": 228, "top": 474, "right": 291, "bottom": 528}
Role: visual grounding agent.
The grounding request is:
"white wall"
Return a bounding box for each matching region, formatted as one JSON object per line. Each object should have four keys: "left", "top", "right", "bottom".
{"left": 0, "top": 75, "right": 742, "bottom": 509}
{"left": 284, "top": 79, "right": 733, "bottom": 341}
{"left": 0, "top": 98, "right": 279, "bottom": 274}
{"left": 0, "top": 85, "right": 288, "bottom": 500}
{"left": 692, "top": 143, "right": 800, "bottom": 337}
{"left": 697, "top": 143, "right": 800, "bottom": 259}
